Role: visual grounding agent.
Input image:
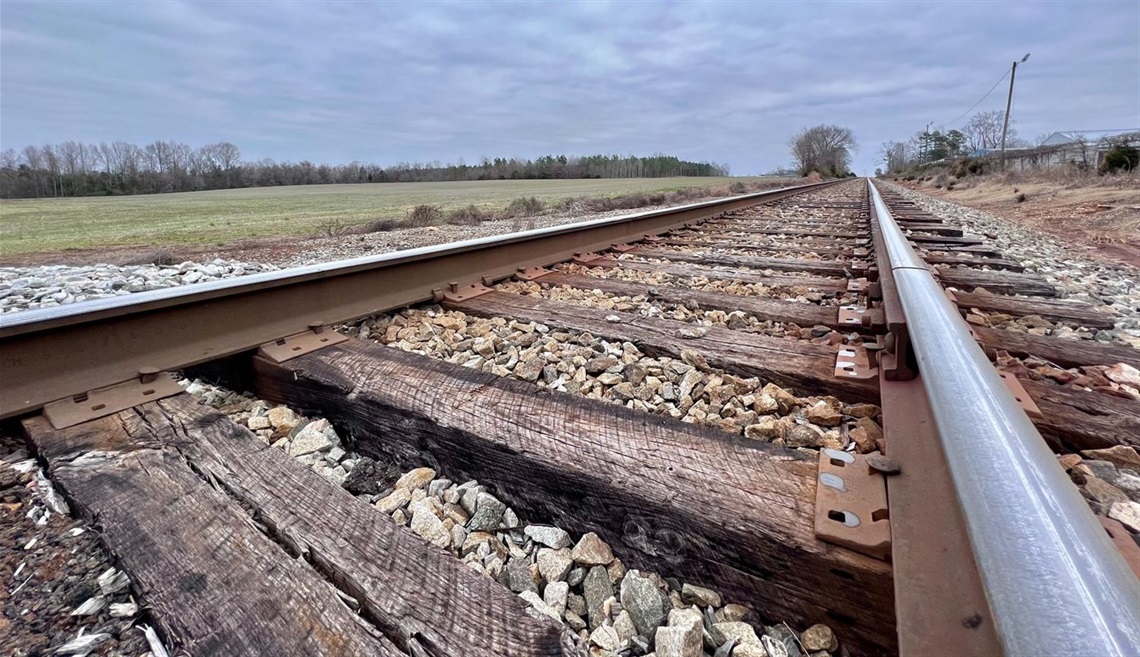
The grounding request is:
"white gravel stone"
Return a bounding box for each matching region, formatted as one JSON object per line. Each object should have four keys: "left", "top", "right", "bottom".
{"left": 286, "top": 419, "right": 337, "bottom": 456}
{"left": 0, "top": 259, "right": 279, "bottom": 315}
{"left": 1108, "top": 501, "right": 1140, "bottom": 532}
{"left": 524, "top": 524, "right": 572, "bottom": 549}
{"left": 409, "top": 506, "right": 451, "bottom": 548}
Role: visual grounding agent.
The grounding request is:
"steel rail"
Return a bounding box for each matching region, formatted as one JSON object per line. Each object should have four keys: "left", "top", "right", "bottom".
{"left": 868, "top": 180, "right": 1140, "bottom": 656}
{"left": 0, "top": 180, "right": 841, "bottom": 419}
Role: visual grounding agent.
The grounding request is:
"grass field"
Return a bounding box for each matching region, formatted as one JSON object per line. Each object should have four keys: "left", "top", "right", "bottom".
{"left": 0, "top": 177, "right": 782, "bottom": 256}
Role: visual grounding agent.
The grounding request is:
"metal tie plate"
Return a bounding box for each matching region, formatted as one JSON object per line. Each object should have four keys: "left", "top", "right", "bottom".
{"left": 834, "top": 346, "right": 878, "bottom": 380}
{"left": 43, "top": 369, "right": 184, "bottom": 429}
{"left": 837, "top": 304, "right": 868, "bottom": 327}
{"left": 259, "top": 324, "right": 349, "bottom": 363}
{"left": 815, "top": 448, "right": 891, "bottom": 560}
{"left": 514, "top": 266, "right": 554, "bottom": 281}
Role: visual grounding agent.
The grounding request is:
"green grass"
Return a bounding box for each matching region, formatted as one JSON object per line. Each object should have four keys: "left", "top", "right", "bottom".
{"left": 0, "top": 177, "right": 784, "bottom": 256}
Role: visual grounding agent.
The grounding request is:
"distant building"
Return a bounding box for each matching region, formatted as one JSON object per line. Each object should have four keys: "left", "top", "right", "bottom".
{"left": 1000, "top": 130, "right": 1140, "bottom": 170}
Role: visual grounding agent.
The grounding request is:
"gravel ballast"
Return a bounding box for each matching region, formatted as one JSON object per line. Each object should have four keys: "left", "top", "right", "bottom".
{"left": 884, "top": 182, "right": 1140, "bottom": 348}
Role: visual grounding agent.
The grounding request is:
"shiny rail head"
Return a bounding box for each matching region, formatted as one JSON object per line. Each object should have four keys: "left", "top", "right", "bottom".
{"left": 869, "top": 179, "right": 1140, "bottom": 656}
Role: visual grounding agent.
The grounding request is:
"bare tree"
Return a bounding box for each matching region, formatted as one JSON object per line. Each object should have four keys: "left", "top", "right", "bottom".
{"left": 962, "top": 110, "right": 1011, "bottom": 152}
{"left": 41, "top": 144, "right": 62, "bottom": 196}
{"left": 879, "top": 140, "right": 909, "bottom": 173}
{"left": 113, "top": 141, "right": 141, "bottom": 175}
{"left": 1074, "top": 133, "right": 1090, "bottom": 168}
{"left": 789, "top": 125, "right": 857, "bottom": 176}
{"left": 58, "top": 141, "right": 82, "bottom": 177}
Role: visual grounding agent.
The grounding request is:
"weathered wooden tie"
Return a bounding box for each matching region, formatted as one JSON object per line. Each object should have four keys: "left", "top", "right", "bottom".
{"left": 24, "top": 395, "right": 572, "bottom": 657}
{"left": 906, "top": 234, "right": 984, "bottom": 246}
{"left": 922, "top": 253, "right": 1024, "bottom": 271}
{"left": 609, "top": 259, "right": 849, "bottom": 292}
{"left": 650, "top": 236, "right": 853, "bottom": 258}
{"left": 633, "top": 248, "right": 851, "bottom": 278}
{"left": 695, "top": 226, "right": 865, "bottom": 240}
{"left": 448, "top": 290, "right": 878, "bottom": 402}
{"left": 896, "top": 223, "right": 963, "bottom": 237}
{"left": 252, "top": 340, "right": 898, "bottom": 655}
{"left": 953, "top": 290, "right": 1114, "bottom": 328}
{"left": 536, "top": 272, "right": 841, "bottom": 329}
{"left": 1020, "top": 379, "right": 1140, "bottom": 452}
{"left": 22, "top": 407, "right": 406, "bottom": 657}
{"left": 938, "top": 267, "right": 1058, "bottom": 297}
{"left": 972, "top": 325, "right": 1139, "bottom": 369}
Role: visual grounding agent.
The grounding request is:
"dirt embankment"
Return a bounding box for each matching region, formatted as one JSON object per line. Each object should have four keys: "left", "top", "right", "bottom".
{"left": 896, "top": 173, "right": 1140, "bottom": 268}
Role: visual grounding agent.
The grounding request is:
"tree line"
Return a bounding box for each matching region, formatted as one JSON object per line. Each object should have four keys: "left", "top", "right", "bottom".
{"left": 0, "top": 141, "right": 730, "bottom": 199}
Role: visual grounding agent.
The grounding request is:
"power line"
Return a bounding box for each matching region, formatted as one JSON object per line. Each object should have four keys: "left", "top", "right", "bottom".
{"left": 942, "top": 68, "right": 1011, "bottom": 128}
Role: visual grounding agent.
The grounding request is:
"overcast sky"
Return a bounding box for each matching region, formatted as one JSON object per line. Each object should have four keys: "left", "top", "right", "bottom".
{"left": 2, "top": 1, "right": 1137, "bottom": 175}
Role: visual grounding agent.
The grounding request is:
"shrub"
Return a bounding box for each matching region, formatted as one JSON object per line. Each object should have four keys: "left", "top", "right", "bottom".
{"left": 501, "top": 197, "right": 544, "bottom": 218}
{"left": 728, "top": 181, "right": 748, "bottom": 194}
{"left": 361, "top": 218, "right": 401, "bottom": 233}
{"left": 406, "top": 204, "right": 445, "bottom": 227}
{"left": 1101, "top": 145, "right": 1139, "bottom": 174}
{"left": 1015, "top": 193, "right": 1027, "bottom": 203}
{"left": 314, "top": 218, "right": 353, "bottom": 237}
{"left": 446, "top": 205, "right": 490, "bottom": 225}
{"left": 582, "top": 193, "right": 653, "bottom": 212}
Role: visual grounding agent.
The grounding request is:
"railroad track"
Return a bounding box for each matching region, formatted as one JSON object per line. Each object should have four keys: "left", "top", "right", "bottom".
{"left": 2, "top": 179, "right": 1138, "bottom": 656}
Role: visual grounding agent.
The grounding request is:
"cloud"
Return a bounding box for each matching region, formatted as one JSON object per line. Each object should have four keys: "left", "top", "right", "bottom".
{"left": 1, "top": 0, "right": 1137, "bottom": 174}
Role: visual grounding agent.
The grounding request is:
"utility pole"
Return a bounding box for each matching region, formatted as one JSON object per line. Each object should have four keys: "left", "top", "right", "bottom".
{"left": 1000, "top": 53, "right": 1030, "bottom": 171}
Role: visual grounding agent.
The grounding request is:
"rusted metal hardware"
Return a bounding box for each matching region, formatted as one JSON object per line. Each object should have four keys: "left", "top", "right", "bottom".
{"left": 572, "top": 251, "right": 616, "bottom": 266}
{"left": 836, "top": 304, "right": 867, "bottom": 327}
{"left": 609, "top": 243, "right": 637, "bottom": 253}
{"left": 42, "top": 368, "right": 184, "bottom": 429}
{"left": 997, "top": 371, "right": 1044, "bottom": 419}
{"left": 814, "top": 448, "right": 891, "bottom": 560}
{"left": 846, "top": 278, "right": 869, "bottom": 293}
{"left": 258, "top": 323, "right": 349, "bottom": 364}
{"left": 435, "top": 281, "right": 494, "bottom": 303}
{"left": 868, "top": 196, "right": 916, "bottom": 380}
{"left": 514, "top": 266, "right": 554, "bottom": 281}
{"left": 962, "top": 325, "right": 1045, "bottom": 419}
{"left": 879, "top": 372, "right": 1001, "bottom": 656}
{"left": 833, "top": 346, "right": 878, "bottom": 380}
{"left": 0, "top": 180, "right": 846, "bottom": 420}
{"left": 1099, "top": 517, "right": 1140, "bottom": 579}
